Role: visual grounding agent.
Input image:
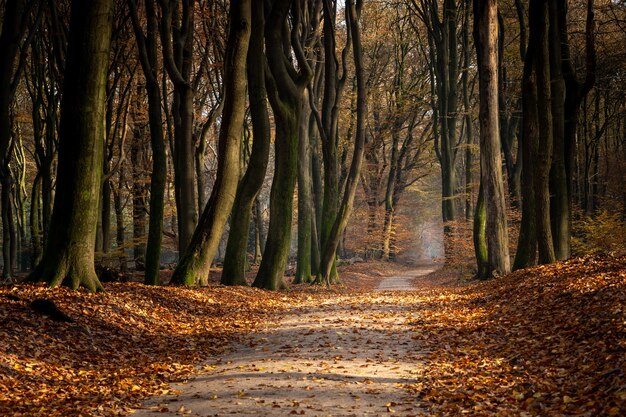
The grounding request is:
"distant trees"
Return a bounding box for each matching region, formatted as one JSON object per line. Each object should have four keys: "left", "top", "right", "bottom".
{"left": 0, "top": 0, "right": 623, "bottom": 290}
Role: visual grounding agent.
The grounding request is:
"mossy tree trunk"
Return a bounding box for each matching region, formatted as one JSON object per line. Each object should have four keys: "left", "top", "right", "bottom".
{"left": 253, "top": 0, "right": 313, "bottom": 290}
{"left": 295, "top": 90, "right": 313, "bottom": 284}
{"left": 30, "top": 0, "right": 114, "bottom": 291}
{"left": 172, "top": 0, "right": 251, "bottom": 286}
{"left": 473, "top": 183, "right": 488, "bottom": 278}
{"left": 222, "top": 0, "right": 270, "bottom": 286}
{"left": 473, "top": 0, "right": 511, "bottom": 276}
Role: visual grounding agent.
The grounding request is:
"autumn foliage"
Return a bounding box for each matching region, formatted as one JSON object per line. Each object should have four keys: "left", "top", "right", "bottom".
{"left": 1, "top": 255, "right": 625, "bottom": 416}
{"left": 0, "top": 284, "right": 290, "bottom": 416}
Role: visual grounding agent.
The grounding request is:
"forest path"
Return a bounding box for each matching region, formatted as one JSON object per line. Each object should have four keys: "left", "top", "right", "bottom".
{"left": 132, "top": 268, "right": 436, "bottom": 417}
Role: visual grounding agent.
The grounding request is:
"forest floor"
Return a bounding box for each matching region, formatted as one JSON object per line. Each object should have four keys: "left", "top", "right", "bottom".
{"left": 0, "top": 255, "right": 625, "bottom": 416}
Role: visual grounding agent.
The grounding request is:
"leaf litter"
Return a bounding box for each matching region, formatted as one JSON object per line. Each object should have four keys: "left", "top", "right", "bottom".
{"left": 0, "top": 255, "right": 624, "bottom": 416}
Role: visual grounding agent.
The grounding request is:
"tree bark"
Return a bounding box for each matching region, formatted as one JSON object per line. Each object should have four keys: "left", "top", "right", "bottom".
{"left": 172, "top": 0, "right": 251, "bottom": 286}
{"left": 513, "top": 43, "right": 539, "bottom": 270}
{"left": 221, "top": 0, "right": 271, "bottom": 286}
{"left": 159, "top": 0, "right": 198, "bottom": 254}
{"left": 473, "top": 0, "right": 511, "bottom": 277}
{"left": 30, "top": 0, "right": 114, "bottom": 291}
{"left": 253, "top": 0, "right": 313, "bottom": 290}
{"left": 318, "top": 0, "right": 366, "bottom": 284}
{"left": 532, "top": 0, "right": 556, "bottom": 264}
{"left": 129, "top": 0, "right": 168, "bottom": 285}
{"left": 473, "top": 182, "right": 488, "bottom": 277}
{"left": 548, "top": 0, "right": 569, "bottom": 261}
{"left": 295, "top": 90, "right": 313, "bottom": 283}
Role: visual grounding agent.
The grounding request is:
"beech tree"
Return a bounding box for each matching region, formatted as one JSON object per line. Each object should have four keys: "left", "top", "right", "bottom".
{"left": 129, "top": 0, "right": 168, "bottom": 285}
{"left": 473, "top": 0, "right": 510, "bottom": 277}
{"left": 30, "top": 0, "right": 114, "bottom": 291}
{"left": 0, "top": 0, "right": 42, "bottom": 279}
{"left": 171, "top": 0, "right": 251, "bottom": 286}
{"left": 252, "top": 0, "right": 313, "bottom": 290}
{"left": 221, "top": 0, "right": 271, "bottom": 286}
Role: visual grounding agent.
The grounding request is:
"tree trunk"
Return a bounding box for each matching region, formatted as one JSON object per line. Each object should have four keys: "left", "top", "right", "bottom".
{"left": 513, "top": 44, "right": 538, "bottom": 270}
{"left": 318, "top": 0, "right": 366, "bottom": 284}
{"left": 254, "top": 197, "right": 264, "bottom": 264}
{"left": 473, "top": 183, "right": 488, "bottom": 277}
{"left": 30, "top": 0, "right": 114, "bottom": 291}
{"left": 548, "top": 0, "right": 569, "bottom": 261}
{"left": 129, "top": 0, "right": 168, "bottom": 285}
{"left": 462, "top": 1, "right": 474, "bottom": 221}
{"left": 381, "top": 132, "right": 399, "bottom": 261}
{"left": 222, "top": 0, "right": 270, "bottom": 286}
{"left": 533, "top": 0, "right": 556, "bottom": 264}
{"left": 114, "top": 165, "right": 127, "bottom": 273}
{"left": 131, "top": 123, "right": 147, "bottom": 268}
{"left": 474, "top": 0, "right": 511, "bottom": 276}
{"left": 295, "top": 91, "right": 313, "bottom": 283}
{"left": 159, "top": 0, "right": 198, "bottom": 254}
{"left": 253, "top": 0, "right": 313, "bottom": 290}
{"left": 172, "top": 0, "right": 251, "bottom": 286}
{"left": 30, "top": 174, "right": 42, "bottom": 268}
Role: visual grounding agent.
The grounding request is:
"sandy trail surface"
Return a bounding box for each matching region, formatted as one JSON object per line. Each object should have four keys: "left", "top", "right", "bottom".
{"left": 131, "top": 269, "right": 436, "bottom": 417}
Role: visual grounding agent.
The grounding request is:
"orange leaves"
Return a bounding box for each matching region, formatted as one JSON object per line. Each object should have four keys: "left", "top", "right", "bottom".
{"left": 0, "top": 282, "right": 290, "bottom": 416}
{"left": 405, "top": 254, "right": 626, "bottom": 416}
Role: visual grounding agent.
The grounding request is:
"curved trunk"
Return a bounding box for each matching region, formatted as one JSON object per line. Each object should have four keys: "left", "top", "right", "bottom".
{"left": 252, "top": 0, "right": 313, "bottom": 290}
{"left": 172, "top": 0, "right": 252, "bottom": 286}
{"left": 253, "top": 112, "right": 298, "bottom": 290}
{"left": 318, "top": 0, "right": 366, "bottom": 284}
{"left": 222, "top": 0, "right": 270, "bottom": 286}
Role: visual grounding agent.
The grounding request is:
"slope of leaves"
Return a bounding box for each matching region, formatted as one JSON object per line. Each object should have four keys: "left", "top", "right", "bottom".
{"left": 0, "top": 283, "right": 291, "bottom": 416}
{"left": 406, "top": 255, "right": 626, "bottom": 416}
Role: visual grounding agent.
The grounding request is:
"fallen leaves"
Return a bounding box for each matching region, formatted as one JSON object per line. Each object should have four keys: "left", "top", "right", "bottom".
{"left": 0, "top": 282, "right": 290, "bottom": 416}
{"left": 0, "top": 255, "right": 624, "bottom": 416}
{"left": 405, "top": 254, "right": 626, "bottom": 416}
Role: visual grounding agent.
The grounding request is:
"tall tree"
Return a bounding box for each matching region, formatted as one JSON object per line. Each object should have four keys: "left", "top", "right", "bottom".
{"left": 171, "top": 0, "right": 251, "bottom": 286}
{"left": 158, "top": 0, "right": 198, "bottom": 254}
{"left": 473, "top": 0, "right": 511, "bottom": 277}
{"left": 129, "top": 0, "right": 168, "bottom": 285}
{"left": 0, "top": 0, "right": 41, "bottom": 279}
{"left": 318, "top": 0, "right": 366, "bottom": 284}
{"left": 30, "top": 0, "right": 114, "bottom": 291}
{"left": 253, "top": 0, "right": 313, "bottom": 290}
{"left": 533, "top": 0, "right": 556, "bottom": 264}
{"left": 411, "top": 0, "right": 460, "bottom": 253}
{"left": 221, "top": 0, "right": 271, "bottom": 286}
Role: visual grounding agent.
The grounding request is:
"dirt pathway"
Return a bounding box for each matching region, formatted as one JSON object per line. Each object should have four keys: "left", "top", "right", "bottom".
{"left": 132, "top": 269, "right": 435, "bottom": 417}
